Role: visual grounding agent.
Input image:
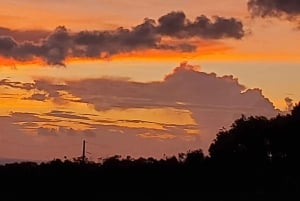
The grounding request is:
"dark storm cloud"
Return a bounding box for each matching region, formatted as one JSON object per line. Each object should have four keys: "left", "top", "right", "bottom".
{"left": 157, "top": 11, "right": 245, "bottom": 39}
{"left": 73, "top": 18, "right": 161, "bottom": 58}
{"left": 0, "top": 12, "right": 245, "bottom": 65}
{"left": 248, "top": 0, "right": 300, "bottom": 19}
{"left": 0, "top": 26, "right": 71, "bottom": 66}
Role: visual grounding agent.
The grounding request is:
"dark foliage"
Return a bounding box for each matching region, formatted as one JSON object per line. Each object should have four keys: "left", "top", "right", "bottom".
{"left": 1, "top": 104, "right": 300, "bottom": 200}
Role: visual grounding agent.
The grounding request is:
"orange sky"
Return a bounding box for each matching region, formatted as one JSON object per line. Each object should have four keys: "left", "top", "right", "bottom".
{"left": 0, "top": 0, "right": 299, "bottom": 162}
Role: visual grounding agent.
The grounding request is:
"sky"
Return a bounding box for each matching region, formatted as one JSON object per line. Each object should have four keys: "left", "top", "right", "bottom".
{"left": 0, "top": 0, "right": 299, "bottom": 162}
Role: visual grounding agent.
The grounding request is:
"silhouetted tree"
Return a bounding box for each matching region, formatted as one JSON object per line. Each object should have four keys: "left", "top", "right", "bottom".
{"left": 184, "top": 149, "right": 205, "bottom": 167}
{"left": 209, "top": 115, "right": 270, "bottom": 165}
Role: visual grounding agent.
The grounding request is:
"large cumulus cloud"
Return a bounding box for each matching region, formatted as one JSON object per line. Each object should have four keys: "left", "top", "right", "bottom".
{"left": 0, "top": 11, "right": 245, "bottom": 66}
{"left": 0, "top": 62, "right": 279, "bottom": 159}
{"left": 23, "top": 62, "right": 278, "bottom": 152}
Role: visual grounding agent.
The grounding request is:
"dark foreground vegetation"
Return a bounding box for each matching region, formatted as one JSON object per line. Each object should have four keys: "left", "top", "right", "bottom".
{"left": 1, "top": 105, "right": 300, "bottom": 200}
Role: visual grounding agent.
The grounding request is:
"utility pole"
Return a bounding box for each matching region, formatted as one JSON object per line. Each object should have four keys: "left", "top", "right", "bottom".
{"left": 82, "top": 140, "right": 86, "bottom": 164}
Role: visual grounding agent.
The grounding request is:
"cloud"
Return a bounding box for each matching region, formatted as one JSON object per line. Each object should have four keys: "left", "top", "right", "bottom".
{"left": 0, "top": 79, "right": 34, "bottom": 90}
{"left": 0, "top": 27, "right": 50, "bottom": 42}
{"left": 0, "top": 26, "right": 71, "bottom": 66}
{"left": 55, "top": 62, "right": 272, "bottom": 114}
{"left": 157, "top": 11, "right": 245, "bottom": 39}
{"left": 1, "top": 61, "right": 281, "bottom": 160}
{"left": 248, "top": 0, "right": 300, "bottom": 22}
{"left": 0, "top": 110, "right": 197, "bottom": 160}
{"left": 13, "top": 62, "right": 277, "bottom": 120}
{"left": 10, "top": 112, "right": 49, "bottom": 123}
{"left": 27, "top": 62, "right": 278, "bottom": 152}
{"left": 0, "top": 62, "right": 281, "bottom": 160}
{"left": 33, "top": 79, "right": 68, "bottom": 102}
{"left": 73, "top": 19, "right": 161, "bottom": 58}
{"left": 45, "top": 110, "right": 90, "bottom": 120}
{"left": 138, "top": 132, "right": 176, "bottom": 140}
{"left": 25, "top": 93, "right": 48, "bottom": 101}
{"left": 0, "top": 11, "right": 245, "bottom": 65}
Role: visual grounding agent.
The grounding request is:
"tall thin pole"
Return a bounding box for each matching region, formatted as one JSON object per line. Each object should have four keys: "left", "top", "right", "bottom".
{"left": 82, "top": 140, "right": 86, "bottom": 164}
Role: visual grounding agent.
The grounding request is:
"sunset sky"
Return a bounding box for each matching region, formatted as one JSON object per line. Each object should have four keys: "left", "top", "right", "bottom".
{"left": 0, "top": 0, "right": 299, "bottom": 162}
